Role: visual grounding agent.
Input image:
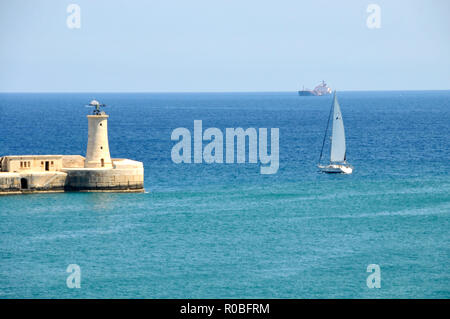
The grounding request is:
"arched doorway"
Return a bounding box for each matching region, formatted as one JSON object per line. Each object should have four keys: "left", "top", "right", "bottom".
{"left": 101, "top": 158, "right": 105, "bottom": 167}
{"left": 20, "top": 178, "right": 28, "bottom": 189}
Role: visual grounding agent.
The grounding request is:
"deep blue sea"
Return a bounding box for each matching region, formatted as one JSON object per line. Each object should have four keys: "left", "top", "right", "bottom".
{"left": 0, "top": 91, "right": 449, "bottom": 298}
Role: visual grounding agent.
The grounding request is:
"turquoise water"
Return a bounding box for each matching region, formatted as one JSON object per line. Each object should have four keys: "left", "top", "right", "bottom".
{"left": 0, "top": 91, "right": 449, "bottom": 298}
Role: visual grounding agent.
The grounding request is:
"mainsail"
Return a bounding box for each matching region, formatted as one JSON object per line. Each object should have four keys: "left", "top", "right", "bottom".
{"left": 330, "top": 93, "right": 346, "bottom": 163}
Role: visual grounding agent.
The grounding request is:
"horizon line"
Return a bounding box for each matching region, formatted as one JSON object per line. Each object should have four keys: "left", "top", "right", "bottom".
{"left": 0, "top": 89, "right": 449, "bottom": 94}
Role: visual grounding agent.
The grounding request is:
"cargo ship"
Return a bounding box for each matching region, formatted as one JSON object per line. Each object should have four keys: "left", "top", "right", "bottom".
{"left": 298, "top": 80, "right": 332, "bottom": 96}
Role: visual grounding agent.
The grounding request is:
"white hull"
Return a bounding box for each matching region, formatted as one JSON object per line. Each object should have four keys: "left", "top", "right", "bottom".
{"left": 318, "top": 164, "right": 353, "bottom": 174}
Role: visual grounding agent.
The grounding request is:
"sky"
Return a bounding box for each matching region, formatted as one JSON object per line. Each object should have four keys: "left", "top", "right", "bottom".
{"left": 0, "top": 0, "right": 449, "bottom": 92}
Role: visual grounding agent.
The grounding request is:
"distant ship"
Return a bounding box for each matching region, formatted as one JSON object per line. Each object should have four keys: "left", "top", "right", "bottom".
{"left": 298, "top": 80, "right": 332, "bottom": 96}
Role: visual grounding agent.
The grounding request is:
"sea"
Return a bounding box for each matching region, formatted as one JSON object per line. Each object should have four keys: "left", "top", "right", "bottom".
{"left": 0, "top": 91, "right": 449, "bottom": 298}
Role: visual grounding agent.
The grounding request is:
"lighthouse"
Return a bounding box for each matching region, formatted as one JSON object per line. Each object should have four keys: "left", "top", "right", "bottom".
{"left": 84, "top": 100, "right": 113, "bottom": 168}
{"left": 0, "top": 98, "right": 144, "bottom": 194}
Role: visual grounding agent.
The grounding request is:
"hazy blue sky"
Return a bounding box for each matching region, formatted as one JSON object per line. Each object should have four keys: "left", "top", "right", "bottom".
{"left": 0, "top": 0, "right": 449, "bottom": 92}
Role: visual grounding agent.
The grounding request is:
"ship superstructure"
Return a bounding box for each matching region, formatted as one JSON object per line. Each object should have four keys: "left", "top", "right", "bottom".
{"left": 298, "top": 81, "right": 332, "bottom": 96}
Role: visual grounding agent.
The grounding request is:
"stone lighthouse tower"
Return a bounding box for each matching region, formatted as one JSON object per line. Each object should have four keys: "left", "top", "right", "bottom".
{"left": 84, "top": 100, "right": 113, "bottom": 168}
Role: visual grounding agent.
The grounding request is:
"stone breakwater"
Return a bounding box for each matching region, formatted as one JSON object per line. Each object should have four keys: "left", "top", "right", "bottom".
{"left": 0, "top": 155, "right": 144, "bottom": 195}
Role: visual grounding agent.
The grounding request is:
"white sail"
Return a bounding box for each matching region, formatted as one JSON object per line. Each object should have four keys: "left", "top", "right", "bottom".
{"left": 330, "top": 94, "right": 346, "bottom": 162}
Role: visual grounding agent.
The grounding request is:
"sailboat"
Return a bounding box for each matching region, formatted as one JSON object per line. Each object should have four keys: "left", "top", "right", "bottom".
{"left": 318, "top": 91, "right": 353, "bottom": 174}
